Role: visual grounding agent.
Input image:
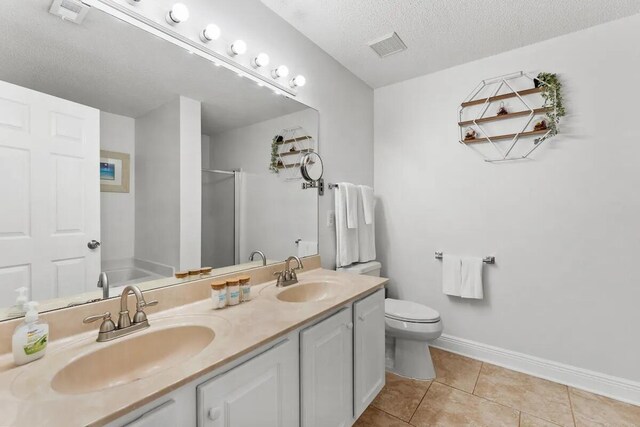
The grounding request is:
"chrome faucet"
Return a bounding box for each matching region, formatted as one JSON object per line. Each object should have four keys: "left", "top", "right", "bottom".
{"left": 274, "top": 256, "right": 304, "bottom": 287}
{"left": 97, "top": 272, "right": 109, "bottom": 299}
{"left": 249, "top": 250, "right": 267, "bottom": 266}
{"left": 83, "top": 285, "right": 157, "bottom": 342}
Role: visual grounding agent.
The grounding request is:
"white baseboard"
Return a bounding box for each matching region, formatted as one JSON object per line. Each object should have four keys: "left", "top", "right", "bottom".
{"left": 432, "top": 334, "right": 640, "bottom": 406}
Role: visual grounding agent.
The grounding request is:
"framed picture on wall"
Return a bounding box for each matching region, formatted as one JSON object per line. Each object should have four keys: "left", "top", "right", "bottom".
{"left": 100, "top": 150, "right": 130, "bottom": 193}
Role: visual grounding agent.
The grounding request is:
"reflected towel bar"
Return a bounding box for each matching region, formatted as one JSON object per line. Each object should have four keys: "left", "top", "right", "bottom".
{"left": 435, "top": 251, "right": 495, "bottom": 264}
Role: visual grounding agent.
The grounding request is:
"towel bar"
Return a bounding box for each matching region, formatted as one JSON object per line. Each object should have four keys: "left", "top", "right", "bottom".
{"left": 435, "top": 251, "right": 495, "bottom": 264}
{"left": 328, "top": 183, "right": 339, "bottom": 189}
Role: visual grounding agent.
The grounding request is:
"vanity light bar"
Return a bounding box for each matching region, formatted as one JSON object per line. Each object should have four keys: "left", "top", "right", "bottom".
{"left": 88, "top": 0, "right": 299, "bottom": 95}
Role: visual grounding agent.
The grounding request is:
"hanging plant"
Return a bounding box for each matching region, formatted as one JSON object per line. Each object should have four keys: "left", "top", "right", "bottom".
{"left": 535, "top": 72, "right": 566, "bottom": 137}
{"left": 269, "top": 134, "right": 283, "bottom": 173}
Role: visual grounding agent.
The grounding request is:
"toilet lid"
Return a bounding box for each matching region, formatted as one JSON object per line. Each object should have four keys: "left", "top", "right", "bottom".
{"left": 385, "top": 299, "right": 441, "bottom": 323}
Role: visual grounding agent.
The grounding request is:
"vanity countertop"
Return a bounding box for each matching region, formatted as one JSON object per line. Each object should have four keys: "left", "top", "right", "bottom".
{"left": 0, "top": 268, "right": 387, "bottom": 427}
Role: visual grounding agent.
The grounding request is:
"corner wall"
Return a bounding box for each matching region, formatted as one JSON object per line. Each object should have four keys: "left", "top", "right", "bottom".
{"left": 374, "top": 14, "right": 640, "bottom": 387}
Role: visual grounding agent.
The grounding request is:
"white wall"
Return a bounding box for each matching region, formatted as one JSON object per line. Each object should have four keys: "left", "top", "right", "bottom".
{"left": 135, "top": 97, "right": 202, "bottom": 271}
{"left": 135, "top": 98, "right": 181, "bottom": 269}
{"left": 208, "top": 109, "right": 318, "bottom": 263}
{"left": 179, "top": 96, "right": 202, "bottom": 270}
{"left": 117, "top": 0, "right": 374, "bottom": 269}
{"left": 99, "top": 111, "right": 135, "bottom": 264}
{"left": 374, "top": 15, "right": 640, "bottom": 383}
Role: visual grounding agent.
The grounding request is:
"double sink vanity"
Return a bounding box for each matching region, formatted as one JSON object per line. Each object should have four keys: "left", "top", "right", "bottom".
{"left": 0, "top": 258, "right": 387, "bottom": 426}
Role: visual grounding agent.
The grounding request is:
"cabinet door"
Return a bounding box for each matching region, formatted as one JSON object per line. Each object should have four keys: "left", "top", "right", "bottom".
{"left": 300, "top": 307, "right": 353, "bottom": 427}
{"left": 124, "top": 400, "right": 177, "bottom": 427}
{"left": 197, "top": 337, "right": 298, "bottom": 427}
{"left": 354, "top": 289, "right": 386, "bottom": 419}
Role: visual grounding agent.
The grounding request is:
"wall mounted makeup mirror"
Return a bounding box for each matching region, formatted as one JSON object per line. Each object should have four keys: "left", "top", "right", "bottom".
{"left": 301, "top": 152, "right": 325, "bottom": 195}
{"left": 0, "top": 0, "right": 319, "bottom": 320}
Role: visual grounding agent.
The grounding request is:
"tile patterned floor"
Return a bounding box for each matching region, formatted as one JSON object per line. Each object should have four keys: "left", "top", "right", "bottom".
{"left": 355, "top": 347, "right": 640, "bottom": 427}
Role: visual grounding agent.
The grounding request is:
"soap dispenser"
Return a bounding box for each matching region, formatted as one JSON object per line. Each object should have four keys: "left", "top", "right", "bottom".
{"left": 12, "top": 302, "right": 49, "bottom": 366}
{"left": 7, "top": 287, "right": 28, "bottom": 318}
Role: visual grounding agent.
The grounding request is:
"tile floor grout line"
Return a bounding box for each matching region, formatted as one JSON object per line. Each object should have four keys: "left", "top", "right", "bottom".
{"left": 521, "top": 411, "right": 564, "bottom": 427}
{"left": 407, "top": 380, "right": 434, "bottom": 425}
{"left": 472, "top": 361, "right": 484, "bottom": 395}
{"left": 566, "top": 386, "right": 578, "bottom": 427}
{"left": 372, "top": 405, "right": 414, "bottom": 425}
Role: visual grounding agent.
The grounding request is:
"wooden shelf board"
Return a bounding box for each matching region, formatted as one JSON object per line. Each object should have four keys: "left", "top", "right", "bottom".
{"left": 279, "top": 149, "right": 314, "bottom": 157}
{"left": 461, "top": 87, "right": 543, "bottom": 108}
{"left": 276, "top": 161, "right": 314, "bottom": 169}
{"left": 276, "top": 135, "right": 313, "bottom": 145}
{"left": 462, "top": 129, "right": 549, "bottom": 144}
{"left": 459, "top": 108, "right": 548, "bottom": 127}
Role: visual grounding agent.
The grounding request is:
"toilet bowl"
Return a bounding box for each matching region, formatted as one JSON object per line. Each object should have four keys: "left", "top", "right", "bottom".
{"left": 336, "top": 261, "right": 443, "bottom": 380}
{"left": 385, "top": 298, "right": 443, "bottom": 380}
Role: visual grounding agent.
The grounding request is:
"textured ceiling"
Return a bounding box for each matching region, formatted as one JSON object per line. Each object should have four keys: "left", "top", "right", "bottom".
{"left": 0, "top": 0, "right": 310, "bottom": 135}
{"left": 261, "top": 0, "right": 640, "bottom": 88}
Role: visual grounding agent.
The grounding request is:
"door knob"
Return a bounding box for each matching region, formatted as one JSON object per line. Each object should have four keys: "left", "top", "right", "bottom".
{"left": 87, "top": 240, "right": 101, "bottom": 249}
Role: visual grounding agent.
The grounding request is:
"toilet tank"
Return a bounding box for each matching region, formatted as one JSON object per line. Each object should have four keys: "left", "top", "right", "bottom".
{"left": 337, "top": 261, "right": 381, "bottom": 277}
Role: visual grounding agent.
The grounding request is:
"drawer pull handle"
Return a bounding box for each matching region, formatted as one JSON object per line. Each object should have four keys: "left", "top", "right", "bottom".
{"left": 208, "top": 407, "right": 221, "bottom": 421}
{"left": 358, "top": 315, "right": 365, "bottom": 321}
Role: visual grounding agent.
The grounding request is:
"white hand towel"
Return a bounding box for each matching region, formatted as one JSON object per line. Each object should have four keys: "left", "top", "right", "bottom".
{"left": 461, "top": 257, "right": 484, "bottom": 299}
{"left": 359, "top": 185, "right": 375, "bottom": 225}
{"left": 442, "top": 255, "right": 462, "bottom": 296}
{"left": 357, "top": 186, "right": 376, "bottom": 262}
{"left": 297, "top": 240, "right": 317, "bottom": 258}
{"left": 335, "top": 183, "right": 359, "bottom": 267}
{"left": 344, "top": 183, "right": 359, "bottom": 229}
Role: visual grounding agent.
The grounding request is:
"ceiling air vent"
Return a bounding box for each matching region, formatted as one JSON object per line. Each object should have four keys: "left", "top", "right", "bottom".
{"left": 49, "top": 0, "right": 90, "bottom": 24}
{"left": 368, "top": 32, "right": 407, "bottom": 58}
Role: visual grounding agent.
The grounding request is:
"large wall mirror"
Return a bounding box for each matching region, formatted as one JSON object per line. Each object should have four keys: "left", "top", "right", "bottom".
{"left": 0, "top": 0, "right": 319, "bottom": 320}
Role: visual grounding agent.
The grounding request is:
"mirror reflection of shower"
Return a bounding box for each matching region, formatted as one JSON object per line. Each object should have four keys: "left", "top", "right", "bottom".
{"left": 201, "top": 168, "right": 242, "bottom": 268}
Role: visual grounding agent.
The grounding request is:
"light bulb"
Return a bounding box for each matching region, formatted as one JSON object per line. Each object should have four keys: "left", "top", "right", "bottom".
{"left": 228, "top": 40, "right": 247, "bottom": 56}
{"left": 251, "top": 52, "right": 270, "bottom": 68}
{"left": 289, "top": 75, "right": 306, "bottom": 88}
{"left": 166, "top": 3, "right": 189, "bottom": 24}
{"left": 271, "top": 65, "right": 289, "bottom": 79}
{"left": 200, "top": 24, "right": 220, "bottom": 42}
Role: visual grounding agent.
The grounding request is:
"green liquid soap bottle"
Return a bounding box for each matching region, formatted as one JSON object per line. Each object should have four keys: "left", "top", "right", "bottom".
{"left": 12, "top": 302, "right": 49, "bottom": 366}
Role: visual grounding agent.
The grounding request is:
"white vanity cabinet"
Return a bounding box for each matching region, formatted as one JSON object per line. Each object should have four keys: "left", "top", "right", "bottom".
{"left": 196, "top": 337, "right": 299, "bottom": 427}
{"left": 353, "top": 289, "right": 386, "bottom": 419}
{"left": 300, "top": 307, "right": 354, "bottom": 427}
{"left": 300, "top": 288, "right": 386, "bottom": 427}
{"left": 110, "top": 288, "right": 385, "bottom": 427}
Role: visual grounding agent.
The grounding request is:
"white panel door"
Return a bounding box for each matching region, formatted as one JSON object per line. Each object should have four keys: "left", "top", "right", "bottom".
{"left": 353, "top": 289, "right": 386, "bottom": 419}
{"left": 301, "top": 307, "right": 353, "bottom": 427}
{"left": 197, "top": 337, "right": 299, "bottom": 427}
{"left": 0, "top": 79, "right": 100, "bottom": 302}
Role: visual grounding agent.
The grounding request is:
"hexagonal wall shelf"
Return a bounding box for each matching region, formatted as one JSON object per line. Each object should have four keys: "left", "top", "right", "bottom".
{"left": 458, "top": 71, "right": 557, "bottom": 162}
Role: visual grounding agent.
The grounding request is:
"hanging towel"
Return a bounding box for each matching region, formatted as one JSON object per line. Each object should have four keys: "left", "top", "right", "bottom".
{"left": 297, "top": 240, "right": 317, "bottom": 258}
{"left": 344, "top": 183, "right": 359, "bottom": 229}
{"left": 442, "top": 254, "right": 462, "bottom": 297}
{"left": 357, "top": 186, "right": 376, "bottom": 262}
{"left": 461, "top": 257, "right": 484, "bottom": 299}
{"left": 359, "top": 185, "right": 375, "bottom": 225}
{"left": 335, "top": 183, "right": 359, "bottom": 267}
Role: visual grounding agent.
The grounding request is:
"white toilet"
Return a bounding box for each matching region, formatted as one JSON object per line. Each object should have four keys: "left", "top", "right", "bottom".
{"left": 338, "top": 261, "right": 443, "bottom": 380}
